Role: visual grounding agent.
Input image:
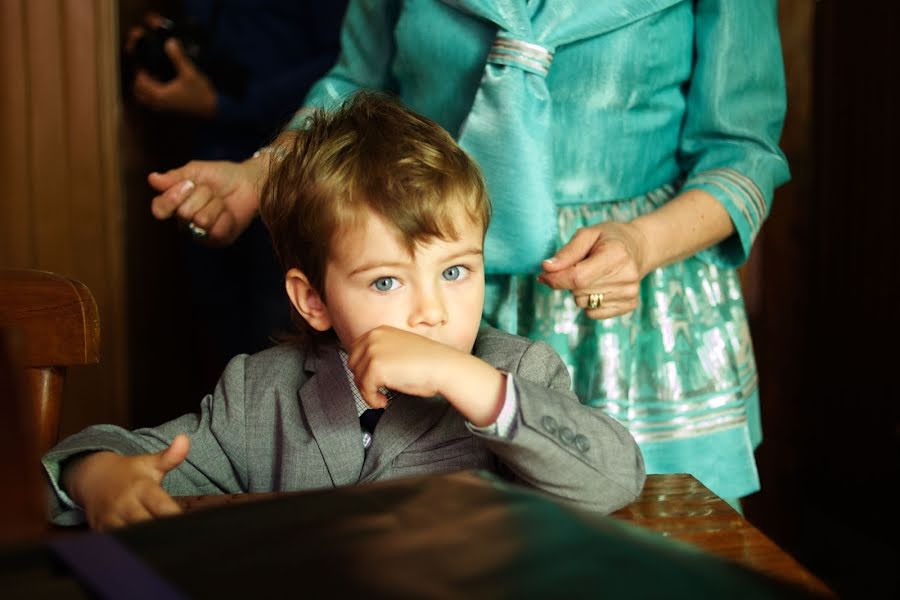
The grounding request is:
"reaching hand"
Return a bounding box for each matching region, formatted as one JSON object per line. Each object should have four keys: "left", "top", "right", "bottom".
{"left": 148, "top": 157, "right": 264, "bottom": 246}
{"left": 64, "top": 434, "right": 190, "bottom": 531}
{"left": 537, "top": 222, "right": 649, "bottom": 320}
{"left": 132, "top": 38, "right": 218, "bottom": 118}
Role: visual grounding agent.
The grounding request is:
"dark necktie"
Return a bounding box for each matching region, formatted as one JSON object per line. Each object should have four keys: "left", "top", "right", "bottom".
{"left": 359, "top": 408, "right": 385, "bottom": 434}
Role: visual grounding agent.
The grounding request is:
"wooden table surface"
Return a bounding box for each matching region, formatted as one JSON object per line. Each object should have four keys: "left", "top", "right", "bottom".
{"left": 610, "top": 474, "right": 832, "bottom": 597}
{"left": 176, "top": 473, "right": 832, "bottom": 597}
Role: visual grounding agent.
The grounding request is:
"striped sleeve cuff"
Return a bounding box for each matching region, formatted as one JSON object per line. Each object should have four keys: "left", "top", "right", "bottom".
{"left": 42, "top": 454, "right": 84, "bottom": 513}
{"left": 682, "top": 168, "right": 769, "bottom": 267}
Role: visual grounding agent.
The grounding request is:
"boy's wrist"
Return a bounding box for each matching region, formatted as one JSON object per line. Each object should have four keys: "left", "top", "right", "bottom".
{"left": 441, "top": 354, "right": 506, "bottom": 427}
{"left": 62, "top": 451, "right": 116, "bottom": 507}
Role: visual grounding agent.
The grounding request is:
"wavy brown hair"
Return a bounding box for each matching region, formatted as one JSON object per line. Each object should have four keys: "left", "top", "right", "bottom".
{"left": 259, "top": 91, "right": 491, "bottom": 349}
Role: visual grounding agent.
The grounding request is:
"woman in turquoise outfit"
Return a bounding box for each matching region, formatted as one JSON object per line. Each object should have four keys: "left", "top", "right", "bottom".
{"left": 148, "top": 0, "right": 789, "bottom": 505}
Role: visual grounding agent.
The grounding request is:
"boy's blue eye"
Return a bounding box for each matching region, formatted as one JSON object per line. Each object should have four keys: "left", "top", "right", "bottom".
{"left": 372, "top": 277, "right": 399, "bottom": 292}
{"left": 442, "top": 265, "right": 466, "bottom": 281}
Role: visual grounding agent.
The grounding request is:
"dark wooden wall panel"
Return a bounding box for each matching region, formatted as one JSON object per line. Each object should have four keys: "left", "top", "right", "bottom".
{"left": 0, "top": 0, "right": 127, "bottom": 437}
{"left": 744, "top": 0, "right": 815, "bottom": 541}
{"left": 746, "top": 1, "right": 900, "bottom": 598}
{"left": 0, "top": 0, "right": 34, "bottom": 267}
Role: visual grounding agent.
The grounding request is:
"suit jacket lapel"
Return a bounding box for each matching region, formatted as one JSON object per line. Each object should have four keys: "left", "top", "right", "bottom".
{"left": 358, "top": 393, "right": 451, "bottom": 482}
{"left": 298, "top": 345, "right": 364, "bottom": 487}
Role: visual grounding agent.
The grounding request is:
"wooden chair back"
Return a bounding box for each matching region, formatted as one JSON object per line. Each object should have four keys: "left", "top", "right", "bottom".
{"left": 0, "top": 327, "right": 47, "bottom": 543}
{"left": 0, "top": 269, "right": 101, "bottom": 455}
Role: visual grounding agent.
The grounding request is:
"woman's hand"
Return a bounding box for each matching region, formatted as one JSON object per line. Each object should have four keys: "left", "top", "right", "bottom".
{"left": 537, "top": 222, "right": 650, "bottom": 320}
{"left": 148, "top": 156, "right": 266, "bottom": 246}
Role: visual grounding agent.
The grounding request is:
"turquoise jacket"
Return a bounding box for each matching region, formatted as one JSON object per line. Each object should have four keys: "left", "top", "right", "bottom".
{"left": 296, "top": 0, "right": 790, "bottom": 271}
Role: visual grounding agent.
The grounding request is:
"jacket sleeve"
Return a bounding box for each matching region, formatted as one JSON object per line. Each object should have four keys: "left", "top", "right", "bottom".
{"left": 288, "top": 0, "right": 402, "bottom": 124}
{"left": 41, "top": 355, "right": 252, "bottom": 525}
{"left": 678, "top": 0, "right": 790, "bottom": 267}
{"left": 468, "top": 340, "right": 646, "bottom": 514}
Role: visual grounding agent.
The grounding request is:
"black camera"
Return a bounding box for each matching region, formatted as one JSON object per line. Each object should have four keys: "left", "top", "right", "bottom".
{"left": 130, "top": 18, "right": 203, "bottom": 82}
{"left": 127, "top": 18, "right": 247, "bottom": 98}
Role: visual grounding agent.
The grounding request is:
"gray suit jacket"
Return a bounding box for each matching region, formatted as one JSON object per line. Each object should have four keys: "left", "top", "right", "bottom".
{"left": 43, "top": 327, "right": 645, "bottom": 524}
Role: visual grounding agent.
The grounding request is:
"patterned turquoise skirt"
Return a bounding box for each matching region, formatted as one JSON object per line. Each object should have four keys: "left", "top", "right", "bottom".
{"left": 483, "top": 183, "right": 762, "bottom": 499}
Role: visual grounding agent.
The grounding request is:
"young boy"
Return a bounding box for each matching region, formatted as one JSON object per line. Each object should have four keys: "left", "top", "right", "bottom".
{"left": 43, "top": 92, "right": 645, "bottom": 530}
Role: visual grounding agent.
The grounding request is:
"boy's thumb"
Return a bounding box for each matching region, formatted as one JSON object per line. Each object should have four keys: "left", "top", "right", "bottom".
{"left": 153, "top": 434, "right": 190, "bottom": 475}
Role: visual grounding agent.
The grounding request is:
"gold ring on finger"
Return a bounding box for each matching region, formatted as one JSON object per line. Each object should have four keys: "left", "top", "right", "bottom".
{"left": 587, "top": 292, "right": 603, "bottom": 310}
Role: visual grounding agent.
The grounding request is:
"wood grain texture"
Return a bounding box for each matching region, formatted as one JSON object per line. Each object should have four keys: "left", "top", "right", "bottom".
{"left": 0, "top": 269, "right": 101, "bottom": 453}
{"left": 0, "top": 0, "right": 127, "bottom": 435}
{"left": 0, "top": 0, "right": 33, "bottom": 267}
{"left": 0, "top": 328, "right": 46, "bottom": 545}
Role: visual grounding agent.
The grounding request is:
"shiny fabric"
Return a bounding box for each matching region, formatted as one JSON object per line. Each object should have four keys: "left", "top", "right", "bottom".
{"left": 297, "top": 0, "right": 789, "bottom": 271}
{"left": 297, "top": 0, "right": 790, "bottom": 499}
{"left": 455, "top": 28, "right": 557, "bottom": 272}
{"left": 483, "top": 183, "right": 761, "bottom": 498}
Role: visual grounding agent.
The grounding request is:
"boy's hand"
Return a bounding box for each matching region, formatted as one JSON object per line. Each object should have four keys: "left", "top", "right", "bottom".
{"left": 347, "top": 326, "right": 506, "bottom": 426}
{"left": 63, "top": 434, "right": 190, "bottom": 531}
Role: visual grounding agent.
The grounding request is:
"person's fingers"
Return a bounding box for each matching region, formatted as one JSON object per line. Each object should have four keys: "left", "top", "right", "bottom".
{"left": 148, "top": 167, "right": 190, "bottom": 192}
{"left": 572, "top": 288, "right": 639, "bottom": 320}
{"left": 144, "top": 12, "right": 167, "bottom": 29}
{"left": 574, "top": 290, "right": 606, "bottom": 309}
{"left": 151, "top": 434, "right": 190, "bottom": 476}
{"left": 582, "top": 302, "right": 638, "bottom": 320}
{"left": 207, "top": 211, "right": 238, "bottom": 245}
{"left": 121, "top": 502, "right": 154, "bottom": 525}
{"left": 133, "top": 71, "right": 163, "bottom": 109}
{"left": 536, "top": 267, "right": 576, "bottom": 290}
{"left": 347, "top": 346, "right": 388, "bottom": 409}
{"left": 125, "top": 26, "right": 145, "bottom": 53}
{"left": 191, "top": 196, "right": 225, "bottom": 231}
{"left": 164, "top": 38, "right": 194, "bottom": 75}
{"left": 150, "top": 178, "right": 196, "bottom": 219}
{"left": 542, "top": 227, "right": 599, "bottom": 273}
{"left": 144, "top": 487, "right": 182, "bottom": 518}
{"left": 539, "top": 239, "right": 623, "bottom": 291}
{"left": 95, "top": 514, "right": 126, "bottom": 532}
{"left": 368, "top": 391, "right": 390, "bottom": 409}
{"left": 175, "top": 184, "right": 212, "bottom": 221}
{"left": 356, "top": 375, "right": 389, "bottom": 409}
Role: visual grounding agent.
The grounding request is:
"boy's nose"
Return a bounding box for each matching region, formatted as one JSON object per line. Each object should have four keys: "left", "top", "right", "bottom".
{"left": 409, "top": 288, "right": 448, "bottom": 328}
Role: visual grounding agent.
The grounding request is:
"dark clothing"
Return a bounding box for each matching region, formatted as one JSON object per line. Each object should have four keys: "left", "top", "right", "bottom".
{"left": 185, "top": 0, "right": 348, "bottom": 159}
{"left": 177, "top": 0, "right": 346, "bottom": 368}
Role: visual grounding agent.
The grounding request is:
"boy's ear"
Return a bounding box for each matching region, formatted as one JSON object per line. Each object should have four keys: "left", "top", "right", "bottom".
{"left": 285, "top": 268, "right": 331, "bottom": 332}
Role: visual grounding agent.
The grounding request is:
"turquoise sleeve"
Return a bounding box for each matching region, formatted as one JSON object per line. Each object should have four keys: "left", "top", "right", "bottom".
{"left": 679, "top": 0, "right": 791, "bottom": 267}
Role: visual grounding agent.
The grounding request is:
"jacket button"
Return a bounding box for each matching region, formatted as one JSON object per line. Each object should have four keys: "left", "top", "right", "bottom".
{"left": 574, "top": 434, "right": 590, "bottom": 453}
{"left": 558, "top": 427, "right": 575, "bottom": 445}
{"left": 541, "top": 415, "right": 558, "bottom": 433}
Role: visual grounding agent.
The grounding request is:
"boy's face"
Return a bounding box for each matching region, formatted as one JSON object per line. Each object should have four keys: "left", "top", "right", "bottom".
{"left": 319, "top": 207, "right": 485, "bottom": 353}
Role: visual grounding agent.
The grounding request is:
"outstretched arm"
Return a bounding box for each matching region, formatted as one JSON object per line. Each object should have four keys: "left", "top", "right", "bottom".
{"left": 147, "top": 0, "right": 402, "bottom": 246}
{"left": 43, "top": 355, "right": 254, "bottom": 526}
